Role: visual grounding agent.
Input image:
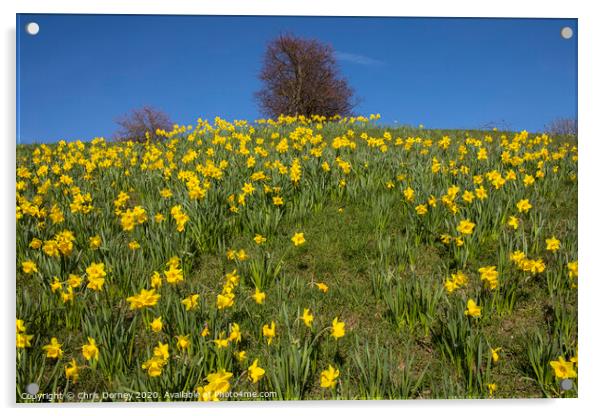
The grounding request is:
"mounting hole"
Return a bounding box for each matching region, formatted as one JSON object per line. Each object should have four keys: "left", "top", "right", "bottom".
{"left": 560, "top": 27, "right": 573, "bottom": 40}
{"left": 25, "top": 22, "right": 40, "bottom": 36}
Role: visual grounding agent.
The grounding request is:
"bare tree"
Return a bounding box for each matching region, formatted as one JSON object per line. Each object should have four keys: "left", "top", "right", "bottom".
{"left": 114, "top": 106, "right": 173, "bottom": 142}
{"left": 255, "top": 34, "right": 355, "bottom": 118}
{"left": 544, "top": 117, "right": 577, "bottom": 137}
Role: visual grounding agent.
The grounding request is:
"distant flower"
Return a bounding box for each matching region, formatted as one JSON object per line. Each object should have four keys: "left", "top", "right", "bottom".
{"left": 491, "top": 347, "right": 502, "bottom": 363}
{"left": 235, "top": 350, "right": 247, "bottom": 362}
{"left": 228, "top": 323, "right": 241, "bottom": 343}
{"left": 29, "top": 238, "right": 42, "bottom": 249}
{"left": 567, "top": 261, "right": 578, "bottom": 279}
{"left": 301, "top": 308, "right": 314, "bottom": 328}
{"left": 213, "top": 333, "right": 229, "bottom": 349}
{"left": 478, "top": 266, "right": 499, "bottom": 290}
{"left": 201, "top": 326, "right": 210, "bottom": 338}
{"left": 126, "top": 288, "right": 161, "bottom": 310}
{"left": 67, "top": 274, "right": 82, "bottom": 288}
{"left": 42, "top": 337, "right": 63, "bottom": 359}
{"left": 252, "top": 287, "right": 266, "bottom": 304}
{"left": 86, "top": 262, "right": 106, "bottom": 291}
{"left": 507, "top": 216, "right": 519, "bottom": 230}
{"left": 516, "top": 199, "right": 532, "bottom": 213}
{"left": 291, "top": 232, "right": 306, "bottom": 246}
{"left": 550, "top": 356, "right": 577, "bottom": 379}
{"left": 82, "top": 337, "right": 99, "bottom": 361}
{"left": 176, "top": 335, "right": 191, "bottom": 350}
{"left": 331, "top": 317, "right": 345, "bottom": 339}
{"left": 464, "top": 299, "right": 481, "bottom": 317}
{"left": 21, "top": 260, "right": 38, "bottom": 274}
{"left": 415, "top": 204, "right": 428, "bottom": 215}
{"left": 262, "top": 321, "right": 276, "bottom": 345}
{"left": 89, "top": 235, "right": 101, "bottom": 249}
{"left": 320, "top": 365, "right": 340, "bottom": 388}
{"left": 128, "top": 240, "right": 141, "bottom": 250}
{"left": 316, "top": 282, "right": 329, "bottom": 293}
{"left": 164, "top": 266, "right": 184, "bottom": 284}
{"left": 216, "top": 292, "right": 234, "bottom": 310}
{"left": 181, "top": 294, "right": 200, "bottom": 311}
{"left": 65, "top": 359, "right": 80, "bottom": 383}
{"left": 456, "top": 219, "right": 476, "bottom": 235}
{"left": 546, "top": 236, "right": 561, "bottom": 252}
{"left": 248, "top": 359, "right": 266, "bottom": 384}
{"left": 150, "top": 317, "right": 163, "bottom": 333}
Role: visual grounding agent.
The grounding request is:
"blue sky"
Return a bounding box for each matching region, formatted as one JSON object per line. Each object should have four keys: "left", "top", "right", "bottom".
{"left": 16, "top": 14, "right": 577, "bottom": 143}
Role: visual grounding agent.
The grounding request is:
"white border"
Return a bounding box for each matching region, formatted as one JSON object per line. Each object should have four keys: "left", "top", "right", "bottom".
{"left": 2, "top": 1, "right": 601, "bottom": 415}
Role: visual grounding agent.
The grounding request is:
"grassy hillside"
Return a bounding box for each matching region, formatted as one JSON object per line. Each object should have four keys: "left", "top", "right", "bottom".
{"left": 16, "top": 115, "right": 578, "bottom": 401}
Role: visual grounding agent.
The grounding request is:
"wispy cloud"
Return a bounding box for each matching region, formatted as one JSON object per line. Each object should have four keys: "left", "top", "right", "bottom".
{"left": 334, "top": 51, "right": 384, "bottom": 67}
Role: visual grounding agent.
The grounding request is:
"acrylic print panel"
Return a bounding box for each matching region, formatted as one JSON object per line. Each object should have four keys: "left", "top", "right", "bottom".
{"left": 16, "top": 14, "right": 578, "bottom": 402}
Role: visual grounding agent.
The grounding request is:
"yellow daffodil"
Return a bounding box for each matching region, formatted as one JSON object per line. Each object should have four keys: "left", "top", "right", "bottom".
{"left": 546, "top": 236, "right": 561, "bottom": 251}
{"left": 22, "top": 260, "right": 38, "bottom": 274}
{"left": 291, "top": 232, "right": 306, "bottom": 246}
{"left": 42, "top": 337, "right": 63, "bottom": 359}
{"left": 252, "top": 287, "right": 266, "bottom": 304}
{"left": 316, "top": 282, "right": 329, "bottom": 293}
{"left": 150, "top": 316, "right": 163, "bottom": 332}
{"left": 81, "top": 337, "right": 99, "bottom": 361}
{"left": 262, "top": 321, "right": 276, "bottom": 345}
{"left": 320, "top": 365, "right": 340, "bottom": 388}
{"left": 550, "top": 356, "right": 577, "bottom": 379}
{"left": 301, "top": 308, "right": 314, "bottom": 328}
{"left": 331, "top": 317, "right": 345, "bottom": 339}
{"left": 456, "top": 219, "right": 476, "bottom": 235}
{"left": 464, "top": 299, "right": 481, "bottom": 317}
{"left": 248, "top": 359, "right": 266, "bottom": 384}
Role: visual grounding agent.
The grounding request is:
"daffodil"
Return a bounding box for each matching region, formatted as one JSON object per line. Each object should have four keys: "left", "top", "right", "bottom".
{"left": 21, "top": 260, "right": 38, "bottom": 274}
{"left": 507, "top": 216, "right": 519, "bottom": 230}
{"left": 320, "top": 365, "right": 340, "bottom": 388}
{"left": 331, "top": 317, "right": 345, "bottom": 339}
{"left": 316, "top": 282, "right": 329, "bottom": 293}
{"left": 550, "top": 356, "right": 577, "bottom": 379}
{"left": 89, "top": 235, "right": 101, "bottom": 249}
{"left": 478, "top": 266, "right": 499, "bottom": 290}
{"left": 65, "top": 359, "right": 79, "bottom": 383}
{"left": 126, "top": 288, "right": 161, "bottom": 310}
{"left": 301, "top": 308, "right": 314, "bottom": 328}
{"left": 164, "top": 266, "right": 184, "bottom": 284}
{"left": 464, "top": 299, "right": 481, "bottom": 317}
{"left": 252, "top": 287, "right": 266, "bottom": 304}
{"left": 248, "top": 359, "right": 266, "bottom": 383}
{"left": 491, "top": 347, "right": 501, "bottom": 363}
{"left": 82, "top": 337, "right": 99, "bottom": 361}
{"left": 546, "top": 236, "right": 561, "bottom": 252}
{"left": 262, "top": 321, "right": 276, "bottom": 345}
{"left": 516, "top": 199, "right": 532, "bottom": 213}
{"left": 235, "top": 350, "right": 247, "bottom": 362}
{"left": 229, "top": 323, "right": 241, "bottom": 343}
{"left": 150, "top": 316, "right": 163, "bottom": 332}
{"left": 17, "top": 332, "right": 34, "bottom": 349}
{"left": 456, "top": 219, "right": 476, "bottom": 235}
{"left": 42, "top": 337, "right": 63, "bottom": 359}
{"left": 291, "top": 232, "right": 306, "bottom": 246}
{"left": 176, "top": 335, "right": 191, "bottom": 350}
{"left": 181, "top": 294, "right": 200, "bottom": 311}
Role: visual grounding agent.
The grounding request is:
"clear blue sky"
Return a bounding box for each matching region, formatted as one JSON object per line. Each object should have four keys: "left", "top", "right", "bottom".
{"left": 16, "top": 14, "right": 577, "bottom": 144}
